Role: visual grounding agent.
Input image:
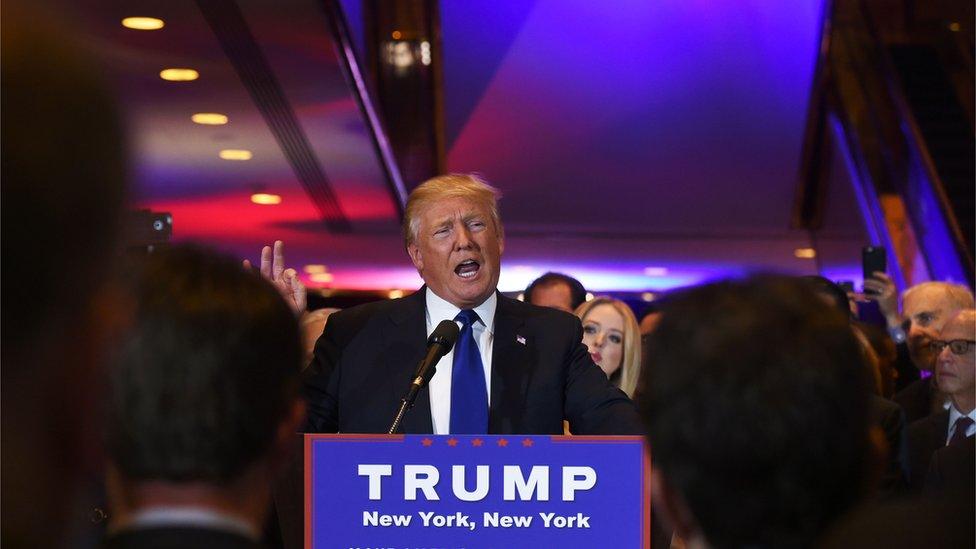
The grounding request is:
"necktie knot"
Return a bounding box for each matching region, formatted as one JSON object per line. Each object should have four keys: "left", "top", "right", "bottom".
{"left": 455, "top": 309, "right": 480, "bottom": 328}
{"left": 950, "top": 416, "right": 974, "bottom": 445}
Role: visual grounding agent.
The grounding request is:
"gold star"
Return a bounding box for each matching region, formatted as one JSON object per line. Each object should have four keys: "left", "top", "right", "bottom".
{"left": 521, "top": 438, "right": 534, "bottom": 447}
{"left": 472, "top": 438, "right": 484, "bottom": 447}
{"left": 497, "top": 438, "right": 509, "bottom": 447}
{"left": 421, "top": 438, "right": 433, "bottom": 447}
{"left": 446, "top": 438, "right": 459, "bottom": 447}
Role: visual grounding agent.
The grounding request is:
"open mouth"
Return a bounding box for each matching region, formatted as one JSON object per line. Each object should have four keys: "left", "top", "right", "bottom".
{"left": 590, "top": 351, "right": 602, "bottom": 363}
{"left": 454, "top": 259, "right": 481, "bottom": 279}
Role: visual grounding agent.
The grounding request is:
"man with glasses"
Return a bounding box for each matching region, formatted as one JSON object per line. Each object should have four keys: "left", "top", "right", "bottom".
{"left": 866, "top": 276, "right": 974, "bottom": 421}
{"left": 905, "top": 309, "right": 976, "bottom": 490}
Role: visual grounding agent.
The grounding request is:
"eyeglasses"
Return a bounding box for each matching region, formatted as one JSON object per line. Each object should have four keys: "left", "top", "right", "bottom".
{"left": 929, "top": 340, "right": 976, "bottom": 355}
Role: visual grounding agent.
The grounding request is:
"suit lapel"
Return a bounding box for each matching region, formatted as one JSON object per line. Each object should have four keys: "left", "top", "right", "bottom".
{"left": 489, "top": 294, "right": 531, "bottom": 433}
{"left": 386, "top": 288, "right": 433, "bottom": 434}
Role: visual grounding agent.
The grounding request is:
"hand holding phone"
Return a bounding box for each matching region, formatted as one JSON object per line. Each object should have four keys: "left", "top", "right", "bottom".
{"left": 862, "top": 246, "right": 886, "bottom": 294}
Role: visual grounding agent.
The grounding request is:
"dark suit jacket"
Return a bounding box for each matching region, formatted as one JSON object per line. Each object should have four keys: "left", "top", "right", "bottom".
{"left": 894, "top": 376, "right": 943, "bottom": 423}
{"left": 102, "top": 527, "right": 262, "bottom": 549}
{"left": 871, "top": 395, "right": 908, "bottom": 497}
{"left": 303, "top": 288, "right": 642, "bottom": 435}
{"left": 905, "top": 410, "right": 949, "bottom": 491}
{"left": 925, "top": 434, "right": 975, "bottom": 494}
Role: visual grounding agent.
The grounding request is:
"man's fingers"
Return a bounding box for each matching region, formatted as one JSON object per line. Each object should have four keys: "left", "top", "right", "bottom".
{"left": 260, "top": 245, "right": 273, "bottom": 279}
{"left": 242, "top": 259, "right": 252, "bottom": 270}
{"left": 273, "top": 240, "right": 286, "bottom": 280}
{"left": 290, "top": 271, "right": 307, "bottom": 313}
{"left": 871, "top": 271, "right": 892, "bottom": 283}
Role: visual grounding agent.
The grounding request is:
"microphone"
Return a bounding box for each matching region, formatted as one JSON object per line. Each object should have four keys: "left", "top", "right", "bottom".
{"left": 388, "top": 319, "right": 460, "bottom": 434}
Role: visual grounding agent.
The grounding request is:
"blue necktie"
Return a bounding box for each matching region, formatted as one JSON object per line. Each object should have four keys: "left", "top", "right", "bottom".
{"left": 450, "top": 309, "right": 488, "bottom": 434}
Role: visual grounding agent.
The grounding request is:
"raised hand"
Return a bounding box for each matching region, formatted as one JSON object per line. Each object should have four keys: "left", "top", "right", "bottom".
{"left": 863, "top": 271, "right": 898, "bottom": 326}
{"left": 244, "top": 240, "right": 307, "bottom": 315}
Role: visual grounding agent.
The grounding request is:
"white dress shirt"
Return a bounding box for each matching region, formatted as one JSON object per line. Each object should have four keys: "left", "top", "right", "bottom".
{"left": 425, "top": 288, "right": 496, "bottom": 434}
{"left": 945, "top": 405, "right": 976, "bottom": 444}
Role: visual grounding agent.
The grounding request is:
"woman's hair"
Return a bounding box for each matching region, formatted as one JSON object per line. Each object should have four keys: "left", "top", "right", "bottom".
{"left": 403, "top": 173, "right": 503, "bottom": 247}
{"left": 574, "top": 297, "right": 642, "bottom": 398}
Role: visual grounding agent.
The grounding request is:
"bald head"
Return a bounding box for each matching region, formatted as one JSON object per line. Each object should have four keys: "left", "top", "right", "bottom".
{"left": 935, "top": 309, "right": 976, "bottom": 413}
{"left": 902, "top": 282, "right": 975, "bottom": 372}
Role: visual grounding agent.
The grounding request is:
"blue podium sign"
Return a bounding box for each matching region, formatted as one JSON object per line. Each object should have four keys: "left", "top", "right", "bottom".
{"left": 305, "top": 434, "right": 650, "bottom": 548}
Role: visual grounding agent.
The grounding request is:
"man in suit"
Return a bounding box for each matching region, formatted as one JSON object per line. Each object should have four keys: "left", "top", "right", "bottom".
{"left": 637, "top": 276, "right": 874, "bottom": 548}
{"left": 103, "top": 247, "right": 305, "bottom": 549}
{"left": 296, "top": 174, "right": 640, "bottom": 435}
{"left": 865, "top": 276, "right": 974, "bottom": 421}
{"left": 905, "top": 309, "right": 975, "bottom": 490}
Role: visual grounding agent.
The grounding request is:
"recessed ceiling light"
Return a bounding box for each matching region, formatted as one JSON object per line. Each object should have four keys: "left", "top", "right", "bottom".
{"left": 641, "top": 292, "right": 656, "bottom": 302}
{"left": 250, "top": 193, "right": 281, "bottom": 205}
{"left": 794, "top": 248, "right": 817, "bottom": 259}
{"left": 191, "top": 113, "right": 228, "bottom": 125}
{"left": 159, "top": 68, "right": 199, "bottom": 81}
{"left": 309, "top": 273, "right": 334, "bottom": 284}
{"left": 388, "top": 290, "right": 405, "bottom": 299}
{"left": 220, "top": 149, "right": 252, "bottom": 161}
{"left": 303, "top": 265, "right": 328, "bottom": 274}
{"left": 644, "top": 267, "right": 668, "bottom": 277}
{"left": 122, "top": 17, "right": 164, "bottom": 30}
{"left": 585, "top": 292, "right": 595, "bottom": 302}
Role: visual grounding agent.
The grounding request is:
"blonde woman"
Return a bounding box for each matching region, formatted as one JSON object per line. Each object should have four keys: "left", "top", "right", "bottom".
{"left": 575, "top": 297, "right": 642, "bottom": 398}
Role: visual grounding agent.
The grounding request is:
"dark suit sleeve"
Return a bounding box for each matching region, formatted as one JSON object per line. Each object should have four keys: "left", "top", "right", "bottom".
{"left": 562, "top": 320, "right": 644, "bottom": 435}
{"left": 302, "top": 313, "right": 345, "bottom": 433}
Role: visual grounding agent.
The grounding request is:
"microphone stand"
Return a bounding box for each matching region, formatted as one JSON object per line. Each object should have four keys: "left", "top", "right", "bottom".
{"left": 388, "top": 363, "right": 431, "bottom": 434}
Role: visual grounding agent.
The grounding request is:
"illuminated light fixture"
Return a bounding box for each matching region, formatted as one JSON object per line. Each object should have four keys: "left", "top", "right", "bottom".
{"left": 794, "top": 248, "right": 817, "bottom": 259}
{"left": 420, "top": 41, "right": 432, "bottom": 66}
{"left": 303, "top": 265, "right": 328, "bottom": 274}
{"left": 309, "top": 273, "right": 334, "bottom": 284}
{"left": 122, "top": 17, "right": 164, "bottom": 30}
{"left": 191, "top": 112, "right": 228, "bottom": 125}
{"left": 516, "top": 293, "right": 525, "bottom": 302}
{"left": 391, "top": 30, "right": 402, "bottom": 39}
{"left": 250, "top": 193, "right": 281, "bottom": 205}
{"left": 585, "top": 292, "right": 595, "bottom": 302}
{"left": 388, "top": 289, "right": 405, "bottom": 299}
{"left": 644, "top": 267, "right": 669, "bottom": 277}
{"left": 948, "top": 22, "right": 961, "bottom": 32}
{"left": 159, "top": 68, "right": 199, "bottom": 81}
{"left": 219, "top": 149, "right": 252, "bottom": 161}
{"left": 641, "top": 292, "right": 656, "bottom": 302}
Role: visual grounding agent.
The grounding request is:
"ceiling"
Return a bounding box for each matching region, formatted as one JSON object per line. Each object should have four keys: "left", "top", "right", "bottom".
{"left": 51, "top": 0, "right": 868, "bottom": 292}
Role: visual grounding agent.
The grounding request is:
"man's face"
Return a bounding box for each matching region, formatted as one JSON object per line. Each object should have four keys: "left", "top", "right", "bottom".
{"left": 407, "top": 197, "right": 503, "bottom": 309}
{"left": 903, "top": 286, "right": 961, "bottom": 372}
{"left": 530, "top": 282, "right": 574, "bottom": 313}
{"left": 935, "top": 314, "right": 976, "bottom": 399}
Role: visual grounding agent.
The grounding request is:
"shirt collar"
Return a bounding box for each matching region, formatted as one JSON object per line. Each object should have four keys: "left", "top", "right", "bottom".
{"left": 948, "top": 405, "right": 976, "bottom": 425}
{"left": 425, "top": 288, "right": 496, "bottom": 334}
{"left": 115, "top": 506, "right": 258, "bottom": 540}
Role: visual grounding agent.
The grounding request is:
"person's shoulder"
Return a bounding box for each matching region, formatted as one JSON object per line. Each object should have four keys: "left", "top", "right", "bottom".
{"left": 907, "top": 408, "right": 949, "bottom": 436}
{"left": 325, "top": 291, "right": 422, "bottom": 334}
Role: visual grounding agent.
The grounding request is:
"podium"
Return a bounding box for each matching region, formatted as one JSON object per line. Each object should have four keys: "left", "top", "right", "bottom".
{"left": 297, "top": 434, "right": 649, "bottom": 548}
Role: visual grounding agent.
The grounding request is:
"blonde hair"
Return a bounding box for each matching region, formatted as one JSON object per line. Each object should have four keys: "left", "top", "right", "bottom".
{"left": 403, "top": 173, "right": 503, "bottom": 247}
{"left": 575, "top": 297, "right": 642, "bottom": 398}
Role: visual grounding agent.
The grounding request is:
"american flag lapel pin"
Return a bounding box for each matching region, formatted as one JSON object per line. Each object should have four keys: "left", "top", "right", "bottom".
{"left": 516, "top": 335, "right": 526, "bottom": 345}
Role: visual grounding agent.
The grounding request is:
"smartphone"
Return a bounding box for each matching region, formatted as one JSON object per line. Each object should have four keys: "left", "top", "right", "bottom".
{"left": 862, "top": 246, "right": 886, "bottom": 294}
